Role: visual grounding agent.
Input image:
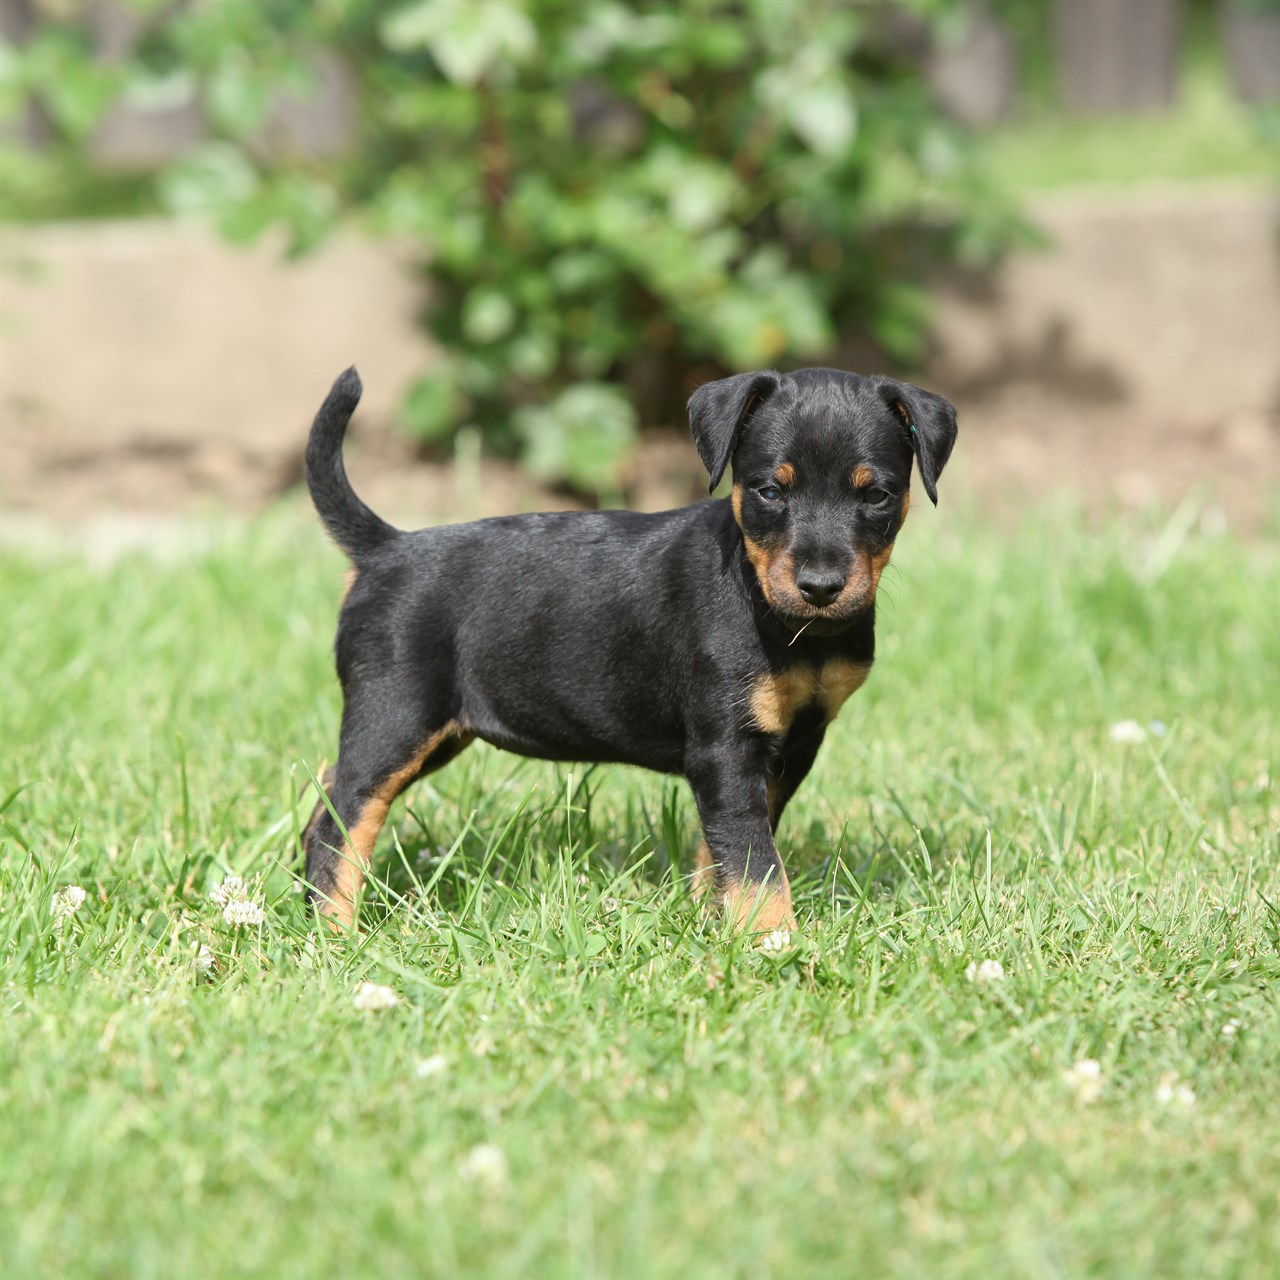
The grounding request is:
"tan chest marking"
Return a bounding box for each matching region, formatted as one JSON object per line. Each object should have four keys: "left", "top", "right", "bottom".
{"left": 749, "top": 658, "right": 872, "bottom": 735}
{"left": 816, "top": 658, "right": 871, "bottom": 721}
{"left": 750, "top": 667, "right": 817, "bottom": 736}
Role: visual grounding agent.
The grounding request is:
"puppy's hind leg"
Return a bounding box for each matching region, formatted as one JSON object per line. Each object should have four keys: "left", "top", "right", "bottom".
{"left": 304, "top": 694, "right": 472, "bottom": 930}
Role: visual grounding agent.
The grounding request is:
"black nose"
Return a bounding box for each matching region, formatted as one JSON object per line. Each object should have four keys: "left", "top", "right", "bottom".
{"left": 796, "top": 570, "right": 845, "bottom": 608}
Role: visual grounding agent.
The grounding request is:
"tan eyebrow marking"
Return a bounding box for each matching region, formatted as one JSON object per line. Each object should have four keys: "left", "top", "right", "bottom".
{"left": 774, "top": 462, "right": 796, "bottom": 486}
{"left": 853, "top": 465, "right": 873, "bottom": 489}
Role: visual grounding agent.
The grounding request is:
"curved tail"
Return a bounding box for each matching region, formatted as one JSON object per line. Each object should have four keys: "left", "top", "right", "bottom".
{"left": 305, "top": 368, "right": 399, "bottom": 561}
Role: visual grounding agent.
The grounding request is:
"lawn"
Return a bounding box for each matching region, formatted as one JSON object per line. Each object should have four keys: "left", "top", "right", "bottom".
{"left": 985, "top": 2, "right": 1279, "bottom": 194}
{"left": 1, "top": 497, "right": 1276, "bottom": 1279}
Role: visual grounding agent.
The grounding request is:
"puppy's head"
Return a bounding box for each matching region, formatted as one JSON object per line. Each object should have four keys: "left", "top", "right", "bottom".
{"left": 688, "top": 368, "right": 957, "bottom": 631}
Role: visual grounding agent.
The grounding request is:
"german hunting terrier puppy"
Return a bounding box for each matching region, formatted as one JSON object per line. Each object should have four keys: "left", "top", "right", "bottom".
{"left": 303, "top": 367, "right": 956, "bottom": 932}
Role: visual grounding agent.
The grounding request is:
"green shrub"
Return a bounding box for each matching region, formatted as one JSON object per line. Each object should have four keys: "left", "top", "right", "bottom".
{"left": 0, "top": 0, "right": 1025, "bottom": 492}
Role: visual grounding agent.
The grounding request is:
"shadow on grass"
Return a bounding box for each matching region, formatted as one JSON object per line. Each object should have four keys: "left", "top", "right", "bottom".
{"left": 343, "top": 762, "right": 703, "bottom": 935}
{"left": 324, "top": 744, "right": 995, "bottom": 939}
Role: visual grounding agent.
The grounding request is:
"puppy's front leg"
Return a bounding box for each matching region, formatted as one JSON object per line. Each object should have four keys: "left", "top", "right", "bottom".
{"left": 687, "top": 743, "right": 796, "bottom": 932}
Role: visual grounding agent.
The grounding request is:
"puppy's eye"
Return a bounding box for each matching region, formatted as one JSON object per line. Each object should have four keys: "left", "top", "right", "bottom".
{"left": 757, "top": 485, "right": 784, "bottom": 502}
{"left": 863, "top": 488, "right": 892, "bottom": 506}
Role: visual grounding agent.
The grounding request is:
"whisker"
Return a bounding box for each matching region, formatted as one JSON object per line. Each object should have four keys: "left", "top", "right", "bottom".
{"left": 788, "top": 619, "right": 815, "bottom": 646}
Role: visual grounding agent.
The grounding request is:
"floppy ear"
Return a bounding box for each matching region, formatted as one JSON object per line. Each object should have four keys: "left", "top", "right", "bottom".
{"left": 687, "top": 371, "right": 781, "bottom": 492}
{"left": 876, "top": 378, "right": 958, "bottom": 506}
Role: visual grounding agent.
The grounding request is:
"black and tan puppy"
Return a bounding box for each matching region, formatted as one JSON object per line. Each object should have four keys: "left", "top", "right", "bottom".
{"left": 303, "top": 367, "right": 956, "bottom": 932}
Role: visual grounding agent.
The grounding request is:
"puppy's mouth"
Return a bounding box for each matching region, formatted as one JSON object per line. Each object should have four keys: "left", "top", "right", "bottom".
{"left": 780, "top": 612, "right": 861, "bottom": 639}
{"left": 771, "top": 597, "right": 871, "bottom": 640}
{"left": 758, "top": 552, "right": 893, "bottom": 635}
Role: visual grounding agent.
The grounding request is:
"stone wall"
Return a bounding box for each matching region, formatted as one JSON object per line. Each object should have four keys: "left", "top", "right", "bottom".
{"left": 1, "top": 186, "right": 1276, "bottom": 530}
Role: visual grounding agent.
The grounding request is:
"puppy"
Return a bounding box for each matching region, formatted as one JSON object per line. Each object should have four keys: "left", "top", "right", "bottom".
{"left": 303, "top": 367, "right": 956, "bottom": 931}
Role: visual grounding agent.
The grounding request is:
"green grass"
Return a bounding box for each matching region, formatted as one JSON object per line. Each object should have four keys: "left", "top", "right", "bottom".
{"left": 986, "top": 23, "right": 1279, "bottom": 192}
{"left": 1, "top": 500, "right": 1277, "bottom": 1279}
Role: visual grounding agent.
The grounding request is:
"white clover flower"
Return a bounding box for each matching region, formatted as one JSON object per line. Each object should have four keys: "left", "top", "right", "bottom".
{"left": 601, "top": 897, "right": 620, "bottom": 914}
{"left": 222, "top": 899, "right": 264, "bottom": 928}
{"left": 209, "top": 874, "right": 248, "bottom": 907}
{"left": 458, "top": 1144, "right": 508, "bottom": 1189}
{"left": 352, "top": 982, "right": 398, "bottom": 1012}
{"left": 195, "top": 944, "right": 216, "bottom": 971}
{"left": 1221, "top": 1019, "right": 1241, "bottom": 1041}
{"left": 1155, "top": 1071, "right": 1196, "bottom": 1108}
{"left": 758, "top": 929, "right": 792, "bottom": 955}
{"left": 414, "top": 1054, "right": 448, "bottom": 1079}
{"left": 1109, "top": 720, "right": 1147, "bottom": 744}
{"left": 1063, "top": 1058, "right": 1104, "bottom": 1103}
{"left": 52, "top": 885, "right": 87, "bottom": 920}
{"left": 965, "top": 959, "right": 1005, "bottom": 984}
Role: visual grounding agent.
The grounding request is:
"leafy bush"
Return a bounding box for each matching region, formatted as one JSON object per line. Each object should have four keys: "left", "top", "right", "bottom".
{"left": 0, "top": 0, "right": 1024, "bottom": 492}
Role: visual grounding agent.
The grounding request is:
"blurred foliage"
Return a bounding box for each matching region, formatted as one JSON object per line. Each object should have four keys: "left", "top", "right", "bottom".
{"left": 0, "top": 0, "right": 1029, "bottom": 493}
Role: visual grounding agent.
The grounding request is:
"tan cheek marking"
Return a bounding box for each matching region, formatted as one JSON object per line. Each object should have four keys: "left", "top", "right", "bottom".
{"left": 818, "top": 659, "right": 872, "bottom": 722}
{"left": 742, "top": 538, "right": 773, "bottom": 594}
{"left": 750, "top": 667, "right": 818, "bottom": 736}
{"left": 731, "top": 484, "right": 766, "bottom": 572}
{"left": 774, "top": 462, "right": 796, "bottom": 486}
{"left": 721, "top": 876, "right": 796, "bottom": 933}
{"left": 734, "top": 483, "right": 787, "bottom": 608}
{"left": 853, "top": 465, "right": 873, "bottom": 489}
{"left": 828, "top": 542, "right": 894, "bottom": 613}
{"left": 900, "top": 492, "right": 910, "bottom": 525}
{"left": 321, "top": 722, "right": 469, "bottom": 931}
{"left": 870, "top": 543, "right": 894, "bottom": 586}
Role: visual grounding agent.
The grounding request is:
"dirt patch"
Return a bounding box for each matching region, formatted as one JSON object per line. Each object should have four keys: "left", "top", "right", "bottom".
{"left": 949, "top": 395, "right": 1278, "bottom": 530}
{"left": 2, "top": 392, "right": 1274, "bottom": 558}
